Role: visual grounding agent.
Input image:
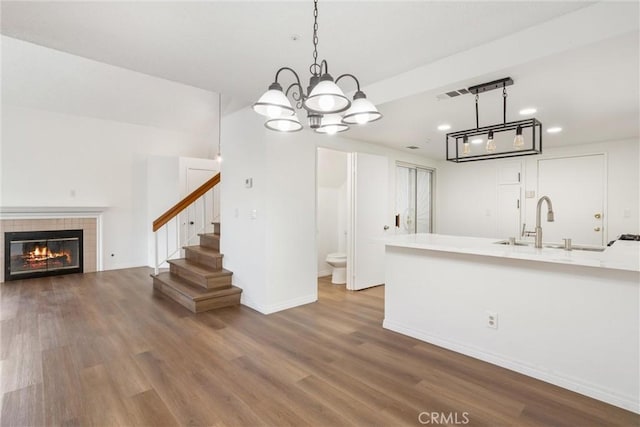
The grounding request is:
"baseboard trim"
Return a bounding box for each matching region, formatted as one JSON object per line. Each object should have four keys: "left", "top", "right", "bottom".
{"left": 241, "top": 293, "right": 317, "bottom": 315}
{"left": 383, "top": 318, "right": 640, "bottom": 414}
{"left": 262, "top": 294, "right": 317, "bottom": 315}
{"left": 317, "top": 269, "right": 332, "bottom": 277}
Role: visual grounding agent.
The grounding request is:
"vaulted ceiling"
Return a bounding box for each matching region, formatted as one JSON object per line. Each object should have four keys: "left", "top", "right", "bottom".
{"left": 2, "top": 1, "right": 638, "bottom": 158}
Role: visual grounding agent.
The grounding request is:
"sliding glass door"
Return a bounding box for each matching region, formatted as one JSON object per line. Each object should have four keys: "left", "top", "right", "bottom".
{"left": 396, "top": 164, "right": 433, "bottom": 234}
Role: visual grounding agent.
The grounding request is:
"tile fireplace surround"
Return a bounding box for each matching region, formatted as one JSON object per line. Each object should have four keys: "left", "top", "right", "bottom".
{"left": 0, "top": 207, "right": 104, "bottom": 283}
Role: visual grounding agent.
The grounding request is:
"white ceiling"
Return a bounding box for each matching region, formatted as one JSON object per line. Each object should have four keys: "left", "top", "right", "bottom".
{"left": 347, "top": 31, "right": 640, "bottom": 158}
{"left": 1, "top": 1, "right": 638, "bottom": 159}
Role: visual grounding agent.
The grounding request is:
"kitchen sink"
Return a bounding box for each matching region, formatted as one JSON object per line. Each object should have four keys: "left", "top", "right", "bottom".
{"left": 494, "top": 240, "right": 606, "bottom": 252}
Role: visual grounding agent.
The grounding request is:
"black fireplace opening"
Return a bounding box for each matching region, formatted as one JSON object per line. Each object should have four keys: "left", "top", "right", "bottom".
{"left": 4, "top": 230, "right": 83, "bottom": 281}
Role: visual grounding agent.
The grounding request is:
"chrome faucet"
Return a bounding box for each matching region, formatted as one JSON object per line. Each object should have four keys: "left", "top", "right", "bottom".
{"left": 522, "top": 196, "right": 555, "bottom": 248}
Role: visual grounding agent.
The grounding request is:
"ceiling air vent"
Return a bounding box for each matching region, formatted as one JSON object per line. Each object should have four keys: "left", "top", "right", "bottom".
{"left": 406, "top": 146, "right": 420, "bottom": 150}
{"left": 436, "top": 88, "right": 470, "bottom": 100}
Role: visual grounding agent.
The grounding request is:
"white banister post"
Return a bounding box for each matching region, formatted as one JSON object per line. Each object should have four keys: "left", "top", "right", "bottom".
{"left": 154, "top": 231, "right": 159, "bottom": 275}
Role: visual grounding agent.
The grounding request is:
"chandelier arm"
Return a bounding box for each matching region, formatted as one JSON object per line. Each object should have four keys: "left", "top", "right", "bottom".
{"left": 285, "top": 82, "right": 305, "bottom": 109}
{"left": 320, "top": 59, "right": 329, "bottom": 75}
{"left": 274, "top": 67, "right": 303, "bottom": 88}
{"left": 335, "top": 74, "right": 361, "bottom": 92}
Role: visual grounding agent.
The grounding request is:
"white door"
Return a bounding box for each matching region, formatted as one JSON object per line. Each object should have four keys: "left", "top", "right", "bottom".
{"left": 348, "top": 153, "right": 389, "bottom": 290}
{"left": 497, "top": 185, "right": 521, "bottom": 239}
{"left": 537, "top": 154, "right": 605, "bottom": 245}
{"left": 185, "top": 167, "right": 218, "bottom": 244}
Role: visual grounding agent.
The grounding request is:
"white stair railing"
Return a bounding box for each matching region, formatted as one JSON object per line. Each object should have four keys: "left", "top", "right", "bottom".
{"left": 152, "top": 173, "right": 220, "bottom": 275}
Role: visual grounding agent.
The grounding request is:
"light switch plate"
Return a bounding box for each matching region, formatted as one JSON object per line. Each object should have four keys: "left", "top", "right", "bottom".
{"left": 525, "top": 190, "right": 535, "bottom": 198}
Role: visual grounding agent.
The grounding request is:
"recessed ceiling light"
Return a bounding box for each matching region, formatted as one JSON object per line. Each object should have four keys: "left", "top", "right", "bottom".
{"left": 437, "top": 124, "right": 451, "bottom": 131}
{"left": 519, "top": 108, "right": 537, "bottom": 115}
{"left": 547, "top": 127, "right": 562, "bottom": 134}
{"left": 471, "top": 138, "right": 483, "bottom": 144}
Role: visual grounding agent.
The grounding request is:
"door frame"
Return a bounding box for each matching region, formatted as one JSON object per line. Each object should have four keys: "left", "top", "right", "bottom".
{"left": 535, "top": 152, "right": 608, "bottom": 245}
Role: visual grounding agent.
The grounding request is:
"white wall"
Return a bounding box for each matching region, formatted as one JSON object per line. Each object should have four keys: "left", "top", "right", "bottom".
{"left": 1, "top": 37, "right": 218, "bottom": 270}
{"left": 221, "top": 107, "right": 435, "bottom": 314}
{"left": 436, "top": 139, "right": 640, "bottom": 241}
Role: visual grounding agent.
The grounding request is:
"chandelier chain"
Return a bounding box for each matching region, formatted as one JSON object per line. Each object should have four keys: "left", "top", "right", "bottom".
{"left": 310, "top": 0, "right": 320, "bottom": 76}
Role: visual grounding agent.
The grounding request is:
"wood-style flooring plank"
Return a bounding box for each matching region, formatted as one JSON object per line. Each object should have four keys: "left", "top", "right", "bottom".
{"left": 0, "top": 269, "right": 637, "bottom": 427}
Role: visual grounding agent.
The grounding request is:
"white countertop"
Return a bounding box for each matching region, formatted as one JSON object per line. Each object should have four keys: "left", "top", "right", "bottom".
{"left": 384, "top": 233, "right": 640, "bottom": 273}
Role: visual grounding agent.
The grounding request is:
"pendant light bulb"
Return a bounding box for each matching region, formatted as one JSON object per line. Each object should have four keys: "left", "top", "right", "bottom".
{"left": 486, "top": 130, "right": 496, "bottom": 153}
{"left": 216, "top": 152, "right": 223, "bottom": 163}
{"left": 318, "top": 95, "right": 336, "bottom": 111}
{"left": 462, "top": 136, "right": 470, "bottom": 155}
{"left": 513, "top": 126, "right": 525, "bottom": 149}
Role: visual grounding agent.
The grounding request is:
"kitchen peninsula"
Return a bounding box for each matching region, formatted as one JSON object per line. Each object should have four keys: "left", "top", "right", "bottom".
{"left": 383, "top": 234, "right": 639, "bottom": 413}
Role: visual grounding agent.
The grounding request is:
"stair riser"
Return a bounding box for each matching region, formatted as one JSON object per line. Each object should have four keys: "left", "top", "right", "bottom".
{"left": 195, "top": 292, "right": 241, "bottom": 312}
{"left": 184, "top": 249, "right": 223, "bottom": 269}
{"left": 199, "top": 235, "right": 220, "bottom": 250}
{"left": 170, "top": 263, "right": 232, "bottom": 290}
{"left": 154, "top": 277, "right": 241, "bottom": 313}
{"left": 153, "top": 277, "right": 196, "bottom": 312}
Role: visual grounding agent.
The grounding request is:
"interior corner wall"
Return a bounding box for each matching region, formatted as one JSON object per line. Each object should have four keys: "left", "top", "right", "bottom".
{"left": 221, "top": 107, "right": 438, "bottom": 314}
{"left": 435, "top": 139, "right": 640, "bottom": 240}
{"left": 220, "top": 107, "right": 315, "bottom": 314}
{"left": 1, "top": 37, "right": 218, "bottom": 271}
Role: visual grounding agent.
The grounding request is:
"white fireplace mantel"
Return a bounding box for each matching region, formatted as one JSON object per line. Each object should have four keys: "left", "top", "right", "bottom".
{"left": 0, "top": 206, "right": 108, "bottom": 219}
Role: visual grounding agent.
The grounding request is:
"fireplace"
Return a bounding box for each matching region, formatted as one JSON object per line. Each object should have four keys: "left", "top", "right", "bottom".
{"left": 4, "top": 230, "right": 83, "bottom": 281}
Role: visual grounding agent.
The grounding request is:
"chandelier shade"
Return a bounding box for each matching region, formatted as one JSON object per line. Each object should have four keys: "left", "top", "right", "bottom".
{"left": 314, "top": 114, "right": 349, "bottom": 134}
{"left": 303, "top": 75, "right": 351, "bottom": 114}
{"left": 253, "top": 0, "right": 381, "bottom": 133}
{"left": 264, "top": 115, "right": 303, "bottom": 132}
{"left": 253, "top": 83, "right": 295, "bottom": 118}
{"left": 342, "top": 91, "right": 383, "bottom": 125}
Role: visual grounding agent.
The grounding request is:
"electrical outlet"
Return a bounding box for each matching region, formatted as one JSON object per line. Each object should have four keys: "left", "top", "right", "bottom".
{"left": 486, "top": 311, "right": 498, "bottom": 329}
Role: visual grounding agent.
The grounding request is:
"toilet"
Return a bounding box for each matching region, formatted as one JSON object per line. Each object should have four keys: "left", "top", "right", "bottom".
{"left": 326, "top": 253, "right": 347, "bottom": 284}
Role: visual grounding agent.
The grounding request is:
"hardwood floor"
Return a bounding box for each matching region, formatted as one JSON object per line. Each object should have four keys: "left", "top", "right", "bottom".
{"left": 1, "top": 268, "right": 638, "bottom": 426}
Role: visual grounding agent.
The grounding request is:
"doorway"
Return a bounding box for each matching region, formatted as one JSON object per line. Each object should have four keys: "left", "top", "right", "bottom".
{"left": 316, "top": 148, "right": 390, "bottom": 291}
{"left": 395, "top": 164, "right": 434, "bottom": 234}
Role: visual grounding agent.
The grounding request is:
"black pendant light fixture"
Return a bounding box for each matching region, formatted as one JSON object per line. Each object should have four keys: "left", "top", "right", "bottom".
{"left": 446, "top": 77, "right": 542, "bottom": 162}
{"left": 253, "top": 0, "right": 382, "bottom": 133}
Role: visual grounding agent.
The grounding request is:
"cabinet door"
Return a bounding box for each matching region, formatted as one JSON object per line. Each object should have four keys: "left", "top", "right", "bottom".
{"left": 537, "top": 154, "right": 605, "bottom": 245}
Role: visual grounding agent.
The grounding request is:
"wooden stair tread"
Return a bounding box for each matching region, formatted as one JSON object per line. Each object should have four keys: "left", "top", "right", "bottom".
{"left": 183, "top": 245, "right": 222, "bottom": 257}
{"left": 167, "top": 258, "right": 231, "bottom": 277}
{"left": 152, "top": 272, "right": 240, "bottom": 301}
{"left": 198, "top": 233, "right": 219, "bottom": 239}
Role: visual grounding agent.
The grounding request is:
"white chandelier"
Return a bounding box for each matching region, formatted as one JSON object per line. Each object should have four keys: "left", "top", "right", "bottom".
{"left": 253, "top": 0, "right": 382, "bottom": 134}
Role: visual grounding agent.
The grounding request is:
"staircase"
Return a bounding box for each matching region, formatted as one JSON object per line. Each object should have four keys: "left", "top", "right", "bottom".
{"left": 152, "top": 222, "right": 242, "bottom": 313}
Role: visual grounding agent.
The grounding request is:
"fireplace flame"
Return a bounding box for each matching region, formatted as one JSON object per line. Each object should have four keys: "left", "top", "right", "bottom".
{"left": 27, "top": 245, "right": 71, "bottom": 264}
